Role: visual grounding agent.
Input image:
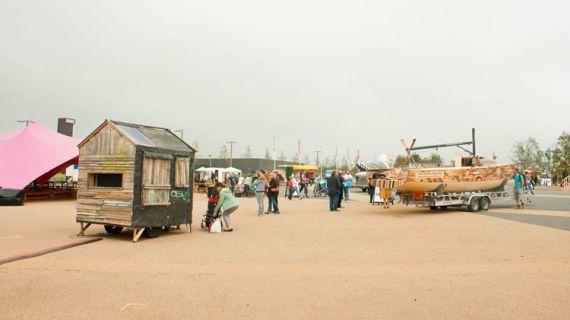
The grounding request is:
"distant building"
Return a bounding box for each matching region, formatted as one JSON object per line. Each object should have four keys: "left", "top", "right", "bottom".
{"left": 194, "top": 158, "right": 300, "bottom": 175}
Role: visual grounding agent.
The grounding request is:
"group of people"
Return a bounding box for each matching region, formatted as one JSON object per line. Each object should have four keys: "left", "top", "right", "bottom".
{"left": 325, "top": 170, "right": 353, "bottom": 212}
{"left": 209, "top": 169, "right": 282, "bottom": 232}
{"left": 211, "top": 167, "right": 542, "bottom": 232}
{"left": 286, "top": 172, "right": 310, "bottom": 200}
{"left": 252, "top": 170, "right": 283, "bottom": 215}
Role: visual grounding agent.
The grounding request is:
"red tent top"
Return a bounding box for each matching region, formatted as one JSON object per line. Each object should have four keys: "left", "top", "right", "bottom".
{"left": 0, "top": 122, "right": 80, "bottom": 189}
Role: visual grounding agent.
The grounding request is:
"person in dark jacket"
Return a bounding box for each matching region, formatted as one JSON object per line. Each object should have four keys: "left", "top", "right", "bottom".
{"left": 337, "top": 172, "right": 345, "bottom": 209}
{"left": 327, "top": 171, "right": 341, "bottom": 212}
{"left": 266, "top": 172, "right": 280, "bottom": 214}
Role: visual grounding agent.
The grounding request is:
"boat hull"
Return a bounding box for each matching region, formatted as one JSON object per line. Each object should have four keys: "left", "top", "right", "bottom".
{"left": 398, "top": 179, "right": 508, "bottom": 193}
{"left": 397, "top": 164, "right": 516, "bottom": 193}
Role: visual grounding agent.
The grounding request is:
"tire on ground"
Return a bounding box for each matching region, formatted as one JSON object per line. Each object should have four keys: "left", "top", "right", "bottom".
{"left": 468, "top": 197, "right": 481, "bottom": 212}
{"left": 479, "top": 197, "right": 490, "bottom": 211}
{"left": 104, "top": 225, "right": 123, "bottom": 234}
{"left": 143, "top": 227, "right": 161, "bottom": 238}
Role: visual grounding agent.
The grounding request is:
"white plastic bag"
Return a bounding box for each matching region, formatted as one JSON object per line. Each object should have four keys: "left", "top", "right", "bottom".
{"left": 210, "top": 218, "right": 222, "bottom": 233}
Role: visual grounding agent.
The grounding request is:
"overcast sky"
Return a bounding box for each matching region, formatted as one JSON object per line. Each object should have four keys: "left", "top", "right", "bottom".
{"left": 1, "top": 0, "right": 568, "bottom": 164}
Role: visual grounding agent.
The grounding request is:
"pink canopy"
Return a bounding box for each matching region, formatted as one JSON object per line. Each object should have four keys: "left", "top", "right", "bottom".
{"left": 0, "top": 122, "right": 80, "bottom": 189}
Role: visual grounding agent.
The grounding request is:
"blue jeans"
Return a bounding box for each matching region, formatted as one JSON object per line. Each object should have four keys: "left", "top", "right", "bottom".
{"left": 329, "top": 193, "right": 339, "bottom": 211}
{"left": 344, "top": 187, "right": 350, "bottom": 200}
{"left": 268, "top": 193, "right": 279, "bottom": 212}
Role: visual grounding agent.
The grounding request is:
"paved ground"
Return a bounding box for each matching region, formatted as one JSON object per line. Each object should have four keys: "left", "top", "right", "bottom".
{"left": 0, "top": 191, "right": 568, "bottom": 319}
{"left": 492, "top": 188, "right": 570, "bottom": 212}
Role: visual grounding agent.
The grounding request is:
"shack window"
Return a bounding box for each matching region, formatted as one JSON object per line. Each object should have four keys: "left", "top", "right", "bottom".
{"left": 142, "top": 156, "right": 171, "bottom": 206}
{"left": 175, "top": 157, "right": 191, "bottom": 188}
{"left": 88, "top": 173, "right": 123, "bottom": 188}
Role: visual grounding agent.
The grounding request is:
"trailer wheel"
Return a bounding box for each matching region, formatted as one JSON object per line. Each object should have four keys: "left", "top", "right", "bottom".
{"left": 104, "top": 225, "right": 123, "bottom": 234}
{"left": 479, "top": 197, "right": 490, "bottom": 211}
{"left": 468, "top": 197, "right": 481, "bottom": 212}
{"left": 430, "top": 206, "right": 437, "bottom": 210}
{"left": 143, "top": 227, "right": 161, "bottom": 238}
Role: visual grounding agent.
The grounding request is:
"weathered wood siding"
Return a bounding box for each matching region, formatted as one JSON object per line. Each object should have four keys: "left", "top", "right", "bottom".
{"left": 142, "top": 157, "right": 171, "bottom": 206}
{"left": 175, "top": 157, "right": 191, "bottom": 188}
{"left": 76, "top": 123, "right": 136, "bottom": 226}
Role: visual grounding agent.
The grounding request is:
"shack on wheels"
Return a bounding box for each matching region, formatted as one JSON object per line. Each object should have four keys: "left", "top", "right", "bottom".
{"left": 76, "top": 120, "right": 196, "bottom": 242}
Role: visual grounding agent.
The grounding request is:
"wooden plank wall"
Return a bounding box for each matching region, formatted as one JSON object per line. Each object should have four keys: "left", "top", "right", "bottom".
{"left": 76, "top": 123, "right": 137, "bottom": 226}
{"left": 175, "top": 157, "right": 190, "bottom": 187}
{"left": 142, "top": 157, "right": 171, "bottom": 206}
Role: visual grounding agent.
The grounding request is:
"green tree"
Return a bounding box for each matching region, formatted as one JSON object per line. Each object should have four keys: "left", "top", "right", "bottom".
{"left": 394, "top": 155, "right": 407, "bottom": 167}
{"left": 427, "top": 153, "right": 443, "bottom": 166}
{"left": 552, "top": 132, "right": 570, "bottom": 181}
{"left": 304, "top": 155, "right": 311, "bottom": 166}
{"left": 278, "top": 150, "right": 287, "bottom": 161}
{"left": 511, "top": 137, "right": 544, "bottom": 171}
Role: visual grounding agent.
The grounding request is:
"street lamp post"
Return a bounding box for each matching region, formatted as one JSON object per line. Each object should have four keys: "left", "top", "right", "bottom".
{"left": 226, "top": 141, "right": 237, "bottom": 167}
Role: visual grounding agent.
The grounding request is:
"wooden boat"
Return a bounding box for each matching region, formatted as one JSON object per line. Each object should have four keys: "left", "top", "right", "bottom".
{"left": 396, "top": 163, "right": 516, "bottom": 193}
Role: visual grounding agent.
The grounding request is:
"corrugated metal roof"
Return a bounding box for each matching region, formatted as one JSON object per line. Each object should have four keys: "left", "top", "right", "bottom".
{"left": 111, "top": 121, "right": 194, "bottom": 152}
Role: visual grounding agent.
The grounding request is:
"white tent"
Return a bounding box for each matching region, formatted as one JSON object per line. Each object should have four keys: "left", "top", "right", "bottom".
{"left": 194, "top": 167, "right": 224, "bottom": 182}
{"left": 223, "top": 167, "right": 242, "bottom": 174}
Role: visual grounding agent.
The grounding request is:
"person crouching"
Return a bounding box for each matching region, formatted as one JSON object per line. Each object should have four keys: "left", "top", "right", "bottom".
{"left": 213, "top": 182, "right": 239, "bottom": 232}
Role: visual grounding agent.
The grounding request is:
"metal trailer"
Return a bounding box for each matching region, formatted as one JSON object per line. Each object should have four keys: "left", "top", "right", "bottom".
{"left": 400, "top": 189, "right": 516, "bottom": 212}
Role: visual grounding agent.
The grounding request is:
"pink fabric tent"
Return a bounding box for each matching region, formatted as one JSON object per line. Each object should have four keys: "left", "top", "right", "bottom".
{"left": 0, "top": 122, "right": 80, "bottom": 189}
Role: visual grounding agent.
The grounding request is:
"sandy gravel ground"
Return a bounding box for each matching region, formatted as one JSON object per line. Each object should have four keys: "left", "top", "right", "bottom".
{"left": 0, "top": 191, "right": 568, "bottom": 319}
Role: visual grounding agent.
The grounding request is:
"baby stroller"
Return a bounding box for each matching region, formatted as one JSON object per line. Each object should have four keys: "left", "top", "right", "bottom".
{"left": 201, "top": 186, "right": 220, "bottom": 231}
{"left": 313, "top": 179, "right": 328, "bottom": 197}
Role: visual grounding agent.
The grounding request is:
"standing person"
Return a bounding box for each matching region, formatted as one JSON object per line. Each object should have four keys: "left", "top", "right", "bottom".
{"left": 228, "top": 174, "right": 236, "bottom": 195}
{"left": 343, "top": 171, "right": 352, "bottom": 202}
{"left": 524, "top": 172, "right": 535, "bottom": 195}
{"left": 274, "top": 172, "right": 281, "bottom": 212}
{"left": 287, "top": 177, "right": 295, "bottom": 200}
{"left": 327, "top": 171, "right": 341, "bottom": 212}
{"left": 299, "top": 172, "right": 309, "bottom": 199}
{"left": 512, "top": 168, "right": 525, "bottom": 209}
{"left": 244, "top": 175, "right": 252, "bottom": 197}
{"left": 368, "top": 179, "right": 375, "bottom": 204}
{"left": 254, "top": 170, "right": 267, "bottom": 216}
{"left": 213, "top": 182, "right": 239, "bottom": 232}
{"left": 267, "top": 172, "right": 281, "bottom": 214}
{"left": 337, "top": 172, "right": 345, "bottom": 209}
{"left": 380, "top": 178, "right": 392, "bottom": 209}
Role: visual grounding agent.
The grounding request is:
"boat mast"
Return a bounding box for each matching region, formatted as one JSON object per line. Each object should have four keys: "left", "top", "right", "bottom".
{"left": 406, "top": 128, "right": 478, "bottom": 167}
{"left": 472, "top": 128, "right": 476, "bottom": 166}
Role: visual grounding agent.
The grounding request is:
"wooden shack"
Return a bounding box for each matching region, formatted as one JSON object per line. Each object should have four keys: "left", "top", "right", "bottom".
{"left": 76, "top": 120, "right": 195, "bottom": 242}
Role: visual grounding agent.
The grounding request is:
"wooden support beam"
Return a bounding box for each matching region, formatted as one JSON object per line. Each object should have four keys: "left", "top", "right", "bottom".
{"left": 132, "top": 228, "right": 145, "bottom": 243}
{"left": 76, "top": 223, "right": 92, "bottom": 236}
{"left": 186, "top": 224, "right": 191, "bottom": 233}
